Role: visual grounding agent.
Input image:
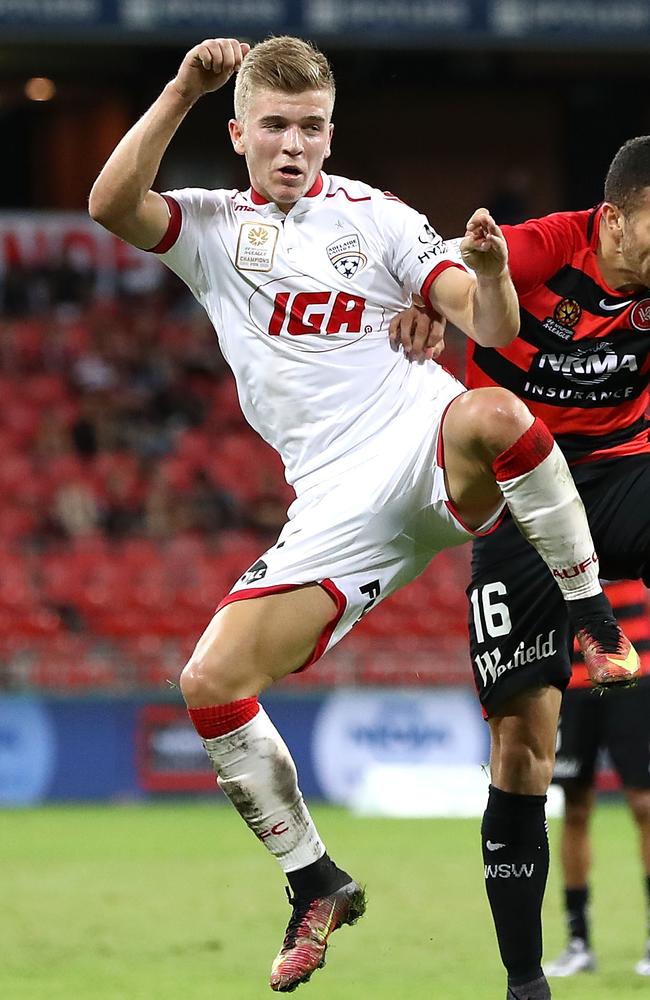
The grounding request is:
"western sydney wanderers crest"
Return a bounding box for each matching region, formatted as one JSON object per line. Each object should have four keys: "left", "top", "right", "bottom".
{"left": 236, "top": 223, "right": 279, "bottom": 272}
{"left": 326, "top": 234, "right": 367, "bottom": 279}
{"left": 631, "top": 298, "right": 650, "bottom": 331}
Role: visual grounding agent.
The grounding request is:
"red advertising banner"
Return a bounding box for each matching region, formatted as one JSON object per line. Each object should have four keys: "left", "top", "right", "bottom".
{"left": 0, "top": 211, "right": 163, "bottom": 291}
{"left": 137, "top": 704, "right": 218, "bottom": 793}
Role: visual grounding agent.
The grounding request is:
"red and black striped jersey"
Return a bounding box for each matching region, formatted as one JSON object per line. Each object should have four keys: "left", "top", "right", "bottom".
{"left": 570, "top": 579, "right": 650, "bottom": 687}
{"left": 465, "top": 207, "right": 650, "bottom": 463}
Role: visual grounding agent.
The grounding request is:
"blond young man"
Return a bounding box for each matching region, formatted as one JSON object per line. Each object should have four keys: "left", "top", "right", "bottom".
{"left": 90, "top": 36, "right": 637, "bottom": 997}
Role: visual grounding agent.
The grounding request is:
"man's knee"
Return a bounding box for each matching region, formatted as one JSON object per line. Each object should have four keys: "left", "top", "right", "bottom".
{"left": 448, "top": 387, "right": 534, "bottom": 459}
{"left": 179, "top": 612, "right": 268, "bottom": 706}
{"left": 627, "top": 790, "right": 650, "bottom": 829}
{"left": 563, "top": 787, "right": 593, "bottom": 830}
{"left": 180, "top": 640, "right": 247, "bottom": 706}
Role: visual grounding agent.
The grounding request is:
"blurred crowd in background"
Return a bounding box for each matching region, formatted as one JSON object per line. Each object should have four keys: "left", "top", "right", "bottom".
{"left": 0, "top": 252, "right": 470, "bottom": 693}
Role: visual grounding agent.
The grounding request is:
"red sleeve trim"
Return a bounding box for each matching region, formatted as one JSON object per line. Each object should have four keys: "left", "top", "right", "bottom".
{"left": 420, "top": 260, "right": 466, "bottom": 304}
{"left": 148, "top": 194, "right": 182, "bottom": 254}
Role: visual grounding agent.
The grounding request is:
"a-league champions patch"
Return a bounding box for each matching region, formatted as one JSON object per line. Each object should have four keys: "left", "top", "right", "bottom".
{"left": 326, "top": 234, "right": 367, "bottom": 279}
{"left": 236, "top": 223, "right": 279, "bottom": 272}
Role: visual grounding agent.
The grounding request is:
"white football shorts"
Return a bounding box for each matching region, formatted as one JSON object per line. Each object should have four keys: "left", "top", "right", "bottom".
{"left": 217, "top": 384, "right": 504, "bottom": 669}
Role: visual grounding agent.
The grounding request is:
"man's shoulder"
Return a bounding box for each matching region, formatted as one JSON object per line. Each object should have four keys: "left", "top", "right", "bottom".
{"left": 162, "top": 186, "right": 241, "bottom": 216}
{"left": 507, "top": 207, "right": 595, "bottom": 244}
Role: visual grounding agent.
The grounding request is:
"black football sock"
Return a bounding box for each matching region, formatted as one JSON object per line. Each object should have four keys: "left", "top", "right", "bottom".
{"left": 566, "top": 592, "right": 618, "bottom": 635}
{"left": 482, "top": 785, "right": 549, "bottom": 986}
{"left": 565, "top": 886, "right": 590, "bottom": 945}
{"left": 645, "top": 874, "right": 650, "bottom": 936}
{"left": 287, "top": 852, "right": 351, "bottom": 900}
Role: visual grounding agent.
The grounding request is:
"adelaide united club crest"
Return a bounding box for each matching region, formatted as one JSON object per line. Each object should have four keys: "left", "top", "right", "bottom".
{"left": 326, "top": 234, "right": 367, "bottom": 279}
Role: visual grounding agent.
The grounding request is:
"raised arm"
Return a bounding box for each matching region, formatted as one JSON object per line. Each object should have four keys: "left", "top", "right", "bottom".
{"left": 88, "top": 38, "right": 250, "bottom": 249}
{"left": 428, "top": 207, "right": 520, "bottom": 348}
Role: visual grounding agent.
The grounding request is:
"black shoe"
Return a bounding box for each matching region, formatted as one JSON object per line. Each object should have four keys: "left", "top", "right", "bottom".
{"left": 507, "top": 973, "right": 551, "bottom": 999}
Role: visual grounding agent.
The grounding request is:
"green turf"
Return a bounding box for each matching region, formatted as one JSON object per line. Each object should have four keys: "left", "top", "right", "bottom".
{"left": 0, "top": 801, "right": 646, "bottom": 998}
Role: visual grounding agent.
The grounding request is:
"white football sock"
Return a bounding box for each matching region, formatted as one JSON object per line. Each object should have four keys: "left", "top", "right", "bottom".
{"left": 498, "top": 442, "right": 601, "bottom": 601}
{"left": 203, "top": 706, "right": 325, "bottom": 873}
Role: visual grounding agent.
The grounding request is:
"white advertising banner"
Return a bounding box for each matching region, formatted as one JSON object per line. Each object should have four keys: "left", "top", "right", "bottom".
{"left": 312, "top": 687, "right": 488, "bottom": 806}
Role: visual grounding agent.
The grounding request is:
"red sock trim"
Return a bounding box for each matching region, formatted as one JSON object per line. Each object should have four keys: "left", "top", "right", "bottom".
{"left": 188, "top": 697, "right": 260, "bottom": 739}
{"left": 492, "top": 417, "right": 554, "bottom": 482}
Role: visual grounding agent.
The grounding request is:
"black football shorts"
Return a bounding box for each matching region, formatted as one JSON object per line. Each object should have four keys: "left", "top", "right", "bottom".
{"left": 468, "top": 455, "right": 650, "bottom": 717}
{"left": 552, "top": 677, "right": 650, "bottom": 790}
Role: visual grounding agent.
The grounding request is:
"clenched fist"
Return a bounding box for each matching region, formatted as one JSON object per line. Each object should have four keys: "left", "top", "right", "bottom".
{"left": 172, "top": 38, "right": 251, "bottom": 106}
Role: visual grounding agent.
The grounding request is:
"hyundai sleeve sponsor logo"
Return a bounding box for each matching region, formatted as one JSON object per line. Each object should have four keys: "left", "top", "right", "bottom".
{"left": 0, "top": 698, "right": 56, "bottom": 804}
{"left": 312, "top": 689, "right": 487, "bottom": 804}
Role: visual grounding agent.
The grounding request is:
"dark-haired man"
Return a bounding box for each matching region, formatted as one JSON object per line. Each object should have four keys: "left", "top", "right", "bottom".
{"left": 394, "top": 134, "right": 650, "bottom": 1000}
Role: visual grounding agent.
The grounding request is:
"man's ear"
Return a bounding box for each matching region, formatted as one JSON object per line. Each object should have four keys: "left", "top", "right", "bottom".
{"left": 601, "top": 201, "right": 624, "bottom": 234}
{"left": 324, "top": 122, "right": 334, "bottom": 160}
{"left": 229, "top": 118, "right": 245, "bottom": 156}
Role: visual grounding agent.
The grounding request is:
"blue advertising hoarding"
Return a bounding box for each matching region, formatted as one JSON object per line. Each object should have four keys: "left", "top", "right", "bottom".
{"left": 0, "top": 0, "right": 649, "bottom": 43}
{"left": 0, "top": 689, "right": 489, "bottom": 804}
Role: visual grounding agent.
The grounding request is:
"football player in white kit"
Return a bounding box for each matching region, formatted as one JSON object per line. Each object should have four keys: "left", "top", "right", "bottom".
{"left": 89, "top": 35, "right": 638, "bottom": 999}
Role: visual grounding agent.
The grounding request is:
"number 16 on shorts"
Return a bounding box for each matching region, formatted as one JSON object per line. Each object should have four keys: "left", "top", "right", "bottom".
{"left": 470, "top": 582, "right": 512, "bottom": 643}
{"left": 469, "top": 582, "right": 513, "bottom": 691}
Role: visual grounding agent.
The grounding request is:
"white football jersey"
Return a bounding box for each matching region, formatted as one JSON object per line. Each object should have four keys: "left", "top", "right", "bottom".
{"left": 152, "top": 172, "right": 468, "bottom": 496}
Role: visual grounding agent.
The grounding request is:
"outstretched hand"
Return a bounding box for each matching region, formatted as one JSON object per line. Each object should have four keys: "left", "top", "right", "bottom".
{"left": 460, "top": 208, "right": 509, "bottom": 279}
{"left": 172, "top": 38, "right": 251, "bottom": 106}
{"left": 388, "top": 297, "right": 446, "bottom": 363}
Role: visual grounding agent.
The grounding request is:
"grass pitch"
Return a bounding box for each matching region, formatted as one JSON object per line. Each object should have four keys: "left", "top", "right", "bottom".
{"left": 0, "top": 801, "right": 646, "bottom": 999}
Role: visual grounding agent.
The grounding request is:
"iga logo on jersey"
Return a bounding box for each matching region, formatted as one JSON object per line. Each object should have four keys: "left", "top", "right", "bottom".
{"left": 249, "top": 275, "right": 371, "bottom": 345}
{"left": 326, "top": 234, "right": 367, "bottom": 279}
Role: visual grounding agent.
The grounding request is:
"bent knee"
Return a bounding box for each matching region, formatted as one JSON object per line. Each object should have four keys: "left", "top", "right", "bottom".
{"left": 180, "top": 644, "right": 260, "bottom": 707}
{"left": 450, "top": 388, "right": 533, "bottom": 457}
{"left": 468, "top": 388, "right": 533, "bottom": 450}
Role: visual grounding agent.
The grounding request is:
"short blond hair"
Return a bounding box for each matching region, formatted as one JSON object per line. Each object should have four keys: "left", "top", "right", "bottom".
{"left": 234, "top": 36, "right": 335, "bottom": 123}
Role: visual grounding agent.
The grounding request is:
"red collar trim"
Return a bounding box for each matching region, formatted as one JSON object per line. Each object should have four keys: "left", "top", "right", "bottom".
{"left": 250, "top": 173, "right": 324, "bottom": 205}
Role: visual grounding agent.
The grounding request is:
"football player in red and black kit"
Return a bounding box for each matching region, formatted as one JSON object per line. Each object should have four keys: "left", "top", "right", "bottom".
{"left": 392, "top": 135, "right": 650, "bottom": 1000}
{"left": 546, "top": 579, "right": 650, "bottom": 978}
{"left": 464, "top": 136, "right": 650, "bottom": 1000}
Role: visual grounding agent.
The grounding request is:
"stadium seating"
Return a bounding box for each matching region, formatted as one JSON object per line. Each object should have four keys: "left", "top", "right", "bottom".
{"left": 0, "top": 296, "right": 472, "bottom": 692}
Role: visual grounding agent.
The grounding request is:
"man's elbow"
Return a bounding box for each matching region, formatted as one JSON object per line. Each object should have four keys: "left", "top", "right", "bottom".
{"left": 88, "top": 180, "right": 127, "bottom": 233}
{"left": 88, "top": 183, "right": 111, "bottom": 228}
{"left": 474, "top": 321, "right": 520, "bottom": 349}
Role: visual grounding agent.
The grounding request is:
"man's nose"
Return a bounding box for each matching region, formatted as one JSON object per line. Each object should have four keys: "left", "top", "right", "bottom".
{"left": 283, "top": 125, "right": 303, "bottom": 154}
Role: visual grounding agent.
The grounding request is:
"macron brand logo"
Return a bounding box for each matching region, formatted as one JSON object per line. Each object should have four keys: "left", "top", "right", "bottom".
{"left": 486, "top": 841, "right": 506, "bottom": 852}
{"left": 485, "top": 863, "right": 535, "bottom": 879}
